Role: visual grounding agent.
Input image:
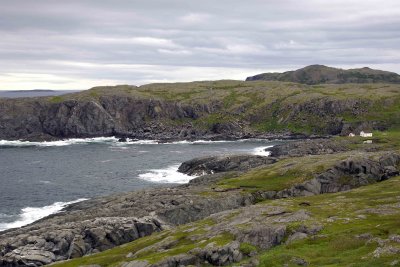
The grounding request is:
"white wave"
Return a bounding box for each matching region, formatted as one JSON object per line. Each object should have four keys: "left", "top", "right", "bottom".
{"left": 0, "top": 198, "right": 87, "bottom": 231}
{"left": 0, "top": 137, "right": 119, "bottom": 147}
{"left": 253, "top": 145, "right": 273, "bottom": 156}
{"left": 138, "top": 164, "right": 196, "bottom": 184}
{"left": 168, "top": 139, "right": 237, "bottom": 145}
{"left": 127, "top": 139, "right": 159, "bottom": 144}
{"left": 0, "top": 137, "right": 273, "bottom": 147}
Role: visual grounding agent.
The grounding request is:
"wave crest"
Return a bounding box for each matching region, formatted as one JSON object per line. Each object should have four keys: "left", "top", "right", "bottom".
{"left": 138, "top": 164, "right": 196, "bottom": 184}
{"left": 0, "top": 198, "right": 87, "bottom": 231}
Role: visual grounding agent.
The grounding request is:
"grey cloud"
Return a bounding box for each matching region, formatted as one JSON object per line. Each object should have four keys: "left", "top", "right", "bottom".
{"left": 0, "top": 0, "right": 399, "bottom": 89}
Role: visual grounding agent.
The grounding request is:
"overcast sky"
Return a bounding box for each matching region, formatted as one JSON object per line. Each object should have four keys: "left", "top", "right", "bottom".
{"left": 1, "top": 0, "right": 400, "bottom": 90}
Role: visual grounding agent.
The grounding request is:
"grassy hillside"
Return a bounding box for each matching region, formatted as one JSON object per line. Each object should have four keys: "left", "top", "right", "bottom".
{"left": 49, "top": 80, "right": 400, "bottom": 135}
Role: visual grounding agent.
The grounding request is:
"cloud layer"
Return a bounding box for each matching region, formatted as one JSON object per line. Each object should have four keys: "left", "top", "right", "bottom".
{"left": 1, "top": 0, "right": 399, "bottom": 89}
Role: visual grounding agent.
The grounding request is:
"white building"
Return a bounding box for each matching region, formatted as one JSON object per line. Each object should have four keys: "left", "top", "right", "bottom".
{"left": 349, "top": 133, "right": 355, "bottom": 137}
{"left": 360, "top": 131, "right": 373, "bottom": 137}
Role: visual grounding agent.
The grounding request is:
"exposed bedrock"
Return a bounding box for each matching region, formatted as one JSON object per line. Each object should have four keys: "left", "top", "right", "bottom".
{"left": 178, "top": 154, "right": 278, "bottom": 176}
{"left": 263, "top": 153, "right": 400, "bottom": 199}
{"left": 265, "top": 138, "right": 349, "bottom": 157}
{"left": 0, "top": 217, "right": 159, "bottom": 267}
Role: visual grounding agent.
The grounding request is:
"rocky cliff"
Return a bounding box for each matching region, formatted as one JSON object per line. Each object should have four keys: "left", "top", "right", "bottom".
{"left": 1, "top": 79, "right": 399, "bottom": 141}
{"left": 246, "top": 65, "right": 400, "bottom": 84}
{"left": 0, "top": 96, "right": 214, "bottom": 141}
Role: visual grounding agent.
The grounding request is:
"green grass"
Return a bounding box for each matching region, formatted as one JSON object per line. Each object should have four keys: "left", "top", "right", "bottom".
{"left": 49, "top": 96, "right": 64, "bottom": 103}
{"left": 215, "top": 153, "right": 351, "bottom": 192}
{"left": 240, "top": 242, "right": 258, "bottom": 255}
{"left": 258, "top": 176, "right": 400, "bottom": 267}
{"left": 335, "top": 128, "right": 400, "bottom": 151}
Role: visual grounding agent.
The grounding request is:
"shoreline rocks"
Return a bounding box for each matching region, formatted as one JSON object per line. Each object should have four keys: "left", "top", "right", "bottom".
{"left": 0, "top": 217, "right": 160, "bottom": 267}
{"left": 178, "top": 155, "right": 278, "bottom": 176}
{"left": 265, "top": 138, "right": 349, "bottom": 157}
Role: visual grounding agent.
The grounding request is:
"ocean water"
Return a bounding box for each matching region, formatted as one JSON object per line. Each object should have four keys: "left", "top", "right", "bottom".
{"left": 0, "top": 90, "right": 81, "bottom": 98}
{"left": 0, "top": 137, "right": 280, "bottom": 231}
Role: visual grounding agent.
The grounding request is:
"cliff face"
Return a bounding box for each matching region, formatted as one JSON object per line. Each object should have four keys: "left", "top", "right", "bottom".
{"left": 246, "top": 65, "right": 400, "bottom": 84}
{"left": 0, "top": 97, "right": 216, "bottom": 141}
{"left": 0, "top": 80, "right": 399, "bottom": 141}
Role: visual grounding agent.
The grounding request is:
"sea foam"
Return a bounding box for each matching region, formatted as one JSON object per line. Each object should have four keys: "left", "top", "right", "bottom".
{"left": 0, "top": 137, "right": 119, "bottom": 147}
{"left": 138, "top": 164, "right": 196, "bottom": 184}
{"left": 0, "top": 198, "right": 87, "bottom": 231}
{"left": 0, "top": 138, "right": 260, "bottom": 147}
{"left": 252, "top": 145, "right": 273, "bottom": 156}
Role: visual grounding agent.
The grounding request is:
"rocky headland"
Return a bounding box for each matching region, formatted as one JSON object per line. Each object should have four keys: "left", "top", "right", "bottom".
{"left": 1, "top": 75, "right": 400, "bottom": 266}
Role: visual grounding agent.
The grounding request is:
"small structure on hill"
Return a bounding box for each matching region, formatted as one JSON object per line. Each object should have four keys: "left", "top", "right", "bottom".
{"left": 360, "top": 131, "right": 373, "bottom": 137}
{"left": 349, "top": 133, "right": 355, "bottom": 137}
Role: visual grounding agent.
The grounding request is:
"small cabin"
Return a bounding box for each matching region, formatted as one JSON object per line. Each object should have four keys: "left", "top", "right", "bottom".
{"left": 360, "top": 131, "right": 373, "bottom": 137}
{"left": 349, "top": 133, "right": 355, "bottom": 137}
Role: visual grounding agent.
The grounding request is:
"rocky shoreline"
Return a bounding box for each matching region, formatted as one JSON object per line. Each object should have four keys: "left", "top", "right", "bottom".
{"left": 1, "top": 136, "right": 400, "bottom": 266}
{"left": 1, "top": 80, "right": 394, "bottom": 142}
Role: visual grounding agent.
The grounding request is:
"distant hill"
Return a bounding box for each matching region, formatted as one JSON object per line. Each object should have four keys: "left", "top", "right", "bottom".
{"left": 246, "top": 65, "right": 400, "bottom": 84}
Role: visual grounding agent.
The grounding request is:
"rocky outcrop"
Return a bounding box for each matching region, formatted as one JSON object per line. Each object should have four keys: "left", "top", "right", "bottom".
{"left": 0, "top": 217, "right": 159, "bottom": 267}
{"left": 178, "top": 155, "right": 277, "bottom": 176}
{"left": 246, "top": 65, "right": 400, "bottom": 84}
{"left": 119, "top": 207, "right": 316, "bottom": 267}
{"left": 266, "top": 138, "right": 349, "bottom": 157}
{"left": 271, "top": 152, "right": 400, "bottom": 198}
{"left": 190, "top": 241, "right": 243, "bottom": 266}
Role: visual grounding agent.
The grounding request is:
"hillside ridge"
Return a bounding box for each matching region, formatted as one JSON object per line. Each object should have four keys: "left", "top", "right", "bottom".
{"left": 246, "top": 65, "right": 400, "bottom": 84}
